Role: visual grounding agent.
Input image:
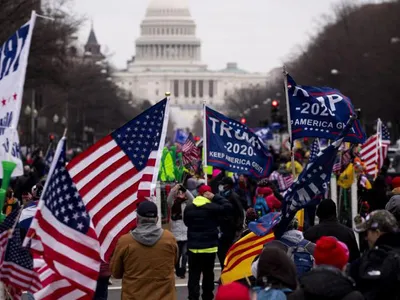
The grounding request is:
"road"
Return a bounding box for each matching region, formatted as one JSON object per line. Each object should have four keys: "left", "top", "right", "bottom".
{"left": 106, "top": 266, "right": 221, "bottom": 300}
{"left": 22, "top": 266, "right": 221, "bottom": 300}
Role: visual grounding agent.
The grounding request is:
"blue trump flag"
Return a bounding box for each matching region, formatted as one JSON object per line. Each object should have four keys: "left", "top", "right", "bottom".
{"left": 253, "top": 127, "right": 273, "bottom": 142}
{"left": 205, "top": 106, "right": 273, "bottom": 178}
{"left": 174, "top": 129, "right": 189, "bottom": 144}
{"left": 287, "top": 74, "right": 366, "bottom": 144}
{"left": 275, "top": 115, "right": 356, "bottom": 237}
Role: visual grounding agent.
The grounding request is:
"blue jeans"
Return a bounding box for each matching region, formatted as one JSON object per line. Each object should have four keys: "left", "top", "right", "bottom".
{"left": 94, "top": 276, "right": 110, "bottom": 300}
{"left": 175, "top": 241, "right": 187, "bottom": 277}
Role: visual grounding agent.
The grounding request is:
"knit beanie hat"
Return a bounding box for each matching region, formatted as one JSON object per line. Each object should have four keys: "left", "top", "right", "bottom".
{"left": 257, "top": 187, "right": 273, "bottom": 196}
{"left": 198, "top": 185, "right": 212, "bottom": 196}
{"left": 314, "top": 236, "right": 349, "bottom": 270}
{"left": 215, "top": 282, "right": 250, "bottom": 300}
{"left": 392, "top": 176, "right": 400, "bottom": 189}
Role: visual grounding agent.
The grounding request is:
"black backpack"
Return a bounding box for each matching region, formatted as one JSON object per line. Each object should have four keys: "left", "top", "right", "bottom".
{"left": 358, "top": 245, "right": 400, "bottom": 299}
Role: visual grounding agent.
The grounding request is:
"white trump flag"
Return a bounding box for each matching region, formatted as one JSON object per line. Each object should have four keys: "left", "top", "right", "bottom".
{"left": 0, "top": 12, "right": 36, "bottom": 178}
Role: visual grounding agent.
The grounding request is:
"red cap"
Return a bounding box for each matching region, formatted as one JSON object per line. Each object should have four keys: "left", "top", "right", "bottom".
{"left": 392, "top": 177, "right": 400, "bottom": 189}
{"left": 215, "top": 282, "right": 250, "bottom": 300}
{"left": 198, "top": 185, "right": 212, "bottom": 196}
{"left": 314, "top": 236, "right": 349, "bottom": 270}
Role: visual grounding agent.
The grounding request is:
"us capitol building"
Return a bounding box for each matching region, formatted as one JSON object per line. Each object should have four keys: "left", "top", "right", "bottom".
{"left": 112, "top": 0, "right": 267, "bottom": 129}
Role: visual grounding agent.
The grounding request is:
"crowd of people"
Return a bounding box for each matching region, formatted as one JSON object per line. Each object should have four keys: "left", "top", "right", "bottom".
{"left": 3, "top": 145, "right": 400, "bottom": 300}
{"left": 109, "top": 157, "right": 400, "bottom": 300}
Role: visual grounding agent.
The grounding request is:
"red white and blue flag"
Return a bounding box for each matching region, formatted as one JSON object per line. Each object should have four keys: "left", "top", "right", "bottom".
{"left": 360, "top": 119, "right": 390, "bottom": 177}
{"left": 182, "top": 133, "right": 200, "bottom": 166}
{"left": 66, "top": 98, "right": 169, "bottom": 261}
{"left": 0, "top": 209, "right": 41, "bottom": 299}
{"left": 25, "top": 137, "right": 101, "bottom": 299}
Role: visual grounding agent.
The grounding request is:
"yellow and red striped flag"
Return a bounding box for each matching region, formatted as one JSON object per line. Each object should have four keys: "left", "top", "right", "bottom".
{"left": 221, "top": 210, "right": 304, "bottom": 284}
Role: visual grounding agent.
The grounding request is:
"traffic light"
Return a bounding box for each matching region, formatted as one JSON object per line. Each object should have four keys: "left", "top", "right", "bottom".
{"left": 271, "top": 100, "right": 280, "bottom": 122}
{"left": 240, "top": 118, "right": 246, "bottom": 124}
{"left": 49, "top": 134, "right": 55, "bottom": 142}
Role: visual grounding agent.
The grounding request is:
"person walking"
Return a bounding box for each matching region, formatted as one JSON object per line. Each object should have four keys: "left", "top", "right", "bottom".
{"left": 111, "top": 201, "right": 178, "bottom": 300}
{"left": 184, "top": 185, "right": 232, "bottom": 300}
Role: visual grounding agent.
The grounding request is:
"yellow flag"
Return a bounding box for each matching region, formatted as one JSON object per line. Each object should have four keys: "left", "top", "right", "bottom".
{"left": 338, "top": 163, "right": 354, "bottom": 189}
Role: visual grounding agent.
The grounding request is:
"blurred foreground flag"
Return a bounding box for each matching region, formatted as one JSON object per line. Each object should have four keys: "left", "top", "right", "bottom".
{"left": 25, "top": 137, "right": 101, "bottom": 299}
{"left": 66, "top": 98, "right": 169, "bottom": 261}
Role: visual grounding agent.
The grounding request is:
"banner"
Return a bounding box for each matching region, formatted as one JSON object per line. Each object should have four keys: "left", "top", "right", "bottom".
{"left": 205, "top": 106, "right": 273, "bottom": 178}
{"left": 287, "top": 74, "right": 366, "bottom": 144}
{"left": 0, "top": 13, "right": 36, "bottom": 178}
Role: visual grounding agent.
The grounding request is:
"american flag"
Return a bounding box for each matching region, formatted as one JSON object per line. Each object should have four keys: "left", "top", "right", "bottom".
{"left": 0, "top": 209, "right": 41, "bottom": 300}
{"left": 360, "top": 119, "right": 390, "bottom": 177}
{"left": 66, "top": 98, "right": 169, "bottom": 261}
{"left": 25, "top": 137, "right": 101, "bottom": 299}
{"left": 278, "top": 174, "right": 294, "bottom": 191}
{"left": 269, "top": 171, "right": 293, "bottom": 191}
{"left": 309, "top": 139, "right": 320, "bottom": 162}
{"left": 182, "top": 133, "right": 200, "bottom": 166}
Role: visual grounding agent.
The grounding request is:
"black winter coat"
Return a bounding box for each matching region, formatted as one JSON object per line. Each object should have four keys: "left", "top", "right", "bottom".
{"left": 289, "top": 266, "right": 364, "bottom": 300}
{"left": 184, "top": 194, "right": 232, "bottom": 250}
{"left": 304, "top": 217, "right": 360, "bottom": 263}
{"left": 219, "top": 190, "right": 244, "bottom": 239}
{"left": 349, "top": 232, "right": 400, "bottom": 300}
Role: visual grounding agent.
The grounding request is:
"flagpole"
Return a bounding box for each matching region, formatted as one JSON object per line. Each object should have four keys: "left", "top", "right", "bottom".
{"left": 283, "top": 66, "right": 296, "bottom": 177}
{"left": 374, "top": 118, "right": 382, "bottom": 180}
{"left": 202, "top": 101, "right": 208, "bottom": 184}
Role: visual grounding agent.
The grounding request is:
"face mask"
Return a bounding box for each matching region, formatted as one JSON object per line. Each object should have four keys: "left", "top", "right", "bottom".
{"left": 218, "top": 185, "right": 224, "bottom": 192}
{"left": 222, "top": 189, "right": 231, "bottom": 197}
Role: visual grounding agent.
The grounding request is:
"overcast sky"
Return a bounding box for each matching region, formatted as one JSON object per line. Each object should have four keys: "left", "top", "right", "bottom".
{"left": 73, "top": 0, "right": 373, "bottom": 73}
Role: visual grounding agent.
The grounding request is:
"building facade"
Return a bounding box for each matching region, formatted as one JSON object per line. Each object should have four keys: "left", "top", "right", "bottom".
{"left": 112, "top": 0, "right": 266, "bottom": 129}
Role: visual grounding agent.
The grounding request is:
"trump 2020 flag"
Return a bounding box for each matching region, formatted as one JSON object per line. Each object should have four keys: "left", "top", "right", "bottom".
{"left": 287, "top": 74, "right": 366, "bottom": 144}
{"left": 275, "top": 116, "right": 356, "bottom": 237}
{"left": 0, "top": 12, "right": 36, "bottom": 178}
{"left": 205, "top": 106, "right": 273, "bottom": 178}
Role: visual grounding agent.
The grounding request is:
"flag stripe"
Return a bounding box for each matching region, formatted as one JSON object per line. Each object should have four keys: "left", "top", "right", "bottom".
{"left": 78, "top": 155, "right": 131, "bottom": 197}
{"left": 85, "top": 167, "right": 139, "bottom": 212}
{"left": 72, "top": 146, "right": 122, "bottom": 184}
{"left": 66, "top": 135, "right": 114, "bottom": 171}
{"left": 223, "top": 238, "right": 272, "bottom": 273}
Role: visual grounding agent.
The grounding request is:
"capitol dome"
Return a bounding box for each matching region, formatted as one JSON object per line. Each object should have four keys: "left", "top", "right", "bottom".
{"left": 147, "top": 0, "right": 189, "bottom": 11}
{"left": 131, "top": 0, "right": 205, "bottom": 71}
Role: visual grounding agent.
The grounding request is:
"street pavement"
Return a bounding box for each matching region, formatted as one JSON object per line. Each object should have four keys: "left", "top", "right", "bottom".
{"left": 22, "top": 266, "right": 221, "bottom": 300}
{"left": 106, "top": 266, "right": 221, "bottom": 300}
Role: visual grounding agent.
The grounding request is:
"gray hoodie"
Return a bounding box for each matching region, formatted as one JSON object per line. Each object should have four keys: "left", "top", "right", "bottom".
{"left": 131, "top": 223, "right": 163, "bottom": 246}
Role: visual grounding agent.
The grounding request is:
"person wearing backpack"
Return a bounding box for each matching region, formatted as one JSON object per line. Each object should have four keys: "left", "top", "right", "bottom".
{"left": 253, "top": 187, "right": 278, "bottom": 217}
{"left": 350, "top": 210, "right": 400, "bottom": 300}
{"left": 252, "top": 217, "right": 315, "bottom": 279}
{"left": 290, "top": 236, "right": 364, "bottom": 300}
{"left": 253, "top": 246, "right": 298, "bottom": 300}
